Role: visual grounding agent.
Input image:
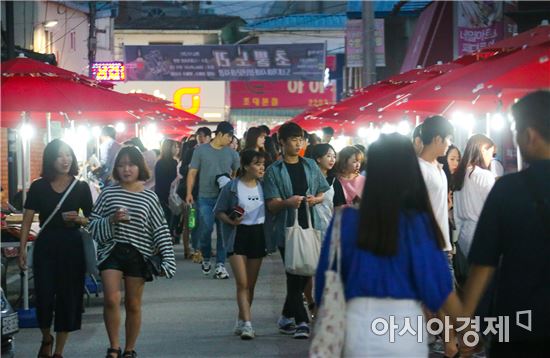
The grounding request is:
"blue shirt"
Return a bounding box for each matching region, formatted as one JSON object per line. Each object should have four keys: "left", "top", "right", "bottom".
{"left": 263, "top": 157, "right": 330, "bottom": 249}
{"left": 315, "top": 208, "right": 453, "bottom": 312}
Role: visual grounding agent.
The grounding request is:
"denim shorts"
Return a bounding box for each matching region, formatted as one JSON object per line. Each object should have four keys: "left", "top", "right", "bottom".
{"left": 98, "top": 243, "right": 148, "bottom": 279}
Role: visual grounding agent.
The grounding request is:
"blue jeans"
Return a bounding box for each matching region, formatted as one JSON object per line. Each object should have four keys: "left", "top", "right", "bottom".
{"left": 197, "top": 197, "right": 226, "bottom": 264}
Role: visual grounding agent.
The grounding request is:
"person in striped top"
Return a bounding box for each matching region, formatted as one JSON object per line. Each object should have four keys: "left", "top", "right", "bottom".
{"left": 89, "top": 146, "right": 176, "bottom": 358}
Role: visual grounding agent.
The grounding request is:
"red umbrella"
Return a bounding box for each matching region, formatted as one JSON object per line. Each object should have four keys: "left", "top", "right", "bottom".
{"left": 383, "top": 43, "right": 550, "bottom": 115}
{"left": 483, "top": 24, "right": 550, "bottom": 50}
{"left": 0, "top": 74, "right": 160, "bottom": 127}
{"left": 2, "top": 56, "right": 113, "bottom": 88}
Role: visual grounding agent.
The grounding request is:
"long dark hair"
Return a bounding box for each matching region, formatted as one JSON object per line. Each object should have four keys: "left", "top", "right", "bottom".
{"left": 310, "top": 143, "right": 337, "bottom": 176}
{"left": 453, "top": 134, "right": 494, "bottom": 191}
{"left": 41, "top": 139, "right": 79, "bottom": 181}
{"left": 358, "top": 133, "right": 445, "bottom": 256}
{"left": 160, "top": 139, "right": 177, "bottom": 161}
{"left": 440, "top": 144, "right": 461, "bottom": 190}
{"left": 244, "top": 127, "right": 263, "bottom": 151}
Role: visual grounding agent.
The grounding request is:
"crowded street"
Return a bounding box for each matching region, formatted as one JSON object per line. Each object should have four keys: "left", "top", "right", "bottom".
{"left": 1, "top": 1, "right": 549, "bottom": 358}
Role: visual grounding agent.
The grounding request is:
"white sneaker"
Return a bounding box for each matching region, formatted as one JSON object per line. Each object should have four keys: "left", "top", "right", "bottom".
{"left": 213, "top": 264, "right": 229, "bottom": 279}
{"left": 240, "top": 324, "right": 255, "bottom": 340}
{"left": 201, "top": 261, "right": 211, "bottom": 275}
{"left": 234, "top": 320, "right": 244, "bottom": 335}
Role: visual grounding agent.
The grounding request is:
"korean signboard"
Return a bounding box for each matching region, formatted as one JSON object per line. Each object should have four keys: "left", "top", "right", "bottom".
{"left": 230, "top": 81, "right": 336, "bottom": 109}
{"left": 456, "top": 2, "right": 517, "bottom": 56}
{"left": 124, "top": 44, "right": 326, "bottom": 81}
{"left": 91, "top": 62, "right": 126, "bottom": 81}
{"left": 115, "top": 81, "right": 226, "bottom": 121}
{"left": 345, "top": 19, "right": 386, "bottom": 67}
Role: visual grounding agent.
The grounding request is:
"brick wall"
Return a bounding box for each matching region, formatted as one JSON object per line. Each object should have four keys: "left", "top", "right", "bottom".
{"left": 0, "top": 128, "right": 46, "bottom": 200}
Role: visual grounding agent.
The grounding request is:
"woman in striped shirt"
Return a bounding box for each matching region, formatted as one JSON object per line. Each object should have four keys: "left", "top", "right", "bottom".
{"left": 89, "top": 146, "right": 176, "bottom": 358}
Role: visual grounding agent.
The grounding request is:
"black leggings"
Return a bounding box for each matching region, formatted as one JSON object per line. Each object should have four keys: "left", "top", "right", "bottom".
{"left": 279, "top": 247, "right": 310, "bottom": 325}
{"left": 33, "top": 228, "right": 85, "bottom": 332}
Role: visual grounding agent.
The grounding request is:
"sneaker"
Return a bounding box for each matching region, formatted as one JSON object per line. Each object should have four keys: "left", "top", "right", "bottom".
{"left": 240, "top": 324, "right": 255, "bottom": 340}
{"left": 213, "top": 264, "right": 229, "bottom": 279}
{"left": 201, "top": 261, "right": 211, "bottom": 275}
{"left": 293, "top": 324, "right": 310, "bottom": 339}
{"left": 277, "top": 316, "right": 296, "bottom": 335}
{"left": 234, "top": 320, "right": 244, "bottom": 335}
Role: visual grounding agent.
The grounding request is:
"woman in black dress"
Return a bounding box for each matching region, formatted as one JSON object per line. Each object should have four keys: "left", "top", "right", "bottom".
{"left": 18, "top": 139, "right": 93, "bottom": 358}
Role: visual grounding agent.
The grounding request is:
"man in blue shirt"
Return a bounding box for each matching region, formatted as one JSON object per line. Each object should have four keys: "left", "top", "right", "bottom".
{"left": 263, "top": 122, "right": 329, "bottom": 339}
{"left": 463, "top": 90, "right": 550, "bottom": 356}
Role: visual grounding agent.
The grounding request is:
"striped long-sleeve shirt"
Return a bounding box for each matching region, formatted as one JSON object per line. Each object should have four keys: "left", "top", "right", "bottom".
{"left": 88, "top": 185, "right": 176, "bottom": 278}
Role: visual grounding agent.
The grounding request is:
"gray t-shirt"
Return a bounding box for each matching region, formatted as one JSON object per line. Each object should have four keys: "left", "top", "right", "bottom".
{"left": 190, "top": 143, "right": 240, "bottom": 198}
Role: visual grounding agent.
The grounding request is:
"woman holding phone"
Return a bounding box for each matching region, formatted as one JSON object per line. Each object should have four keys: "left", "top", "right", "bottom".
{"left": 18, "top": 139, "right": 93, "bottom": 358}
{"left": 88, "top": 146, "right": 176, "bottom": 358}
{"left": 214, "top": 150, "right": 268, "bottom": 340}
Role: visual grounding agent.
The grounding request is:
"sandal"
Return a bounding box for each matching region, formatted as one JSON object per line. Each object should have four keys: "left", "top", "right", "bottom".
{"left": 122, "top": 350, "right": 137, "bottom": 358}
{"left": 105, "top": 347, "right": 121, "bottom": 358}
{"left": 37, "top": 334, "right": 54, "bottom": 358}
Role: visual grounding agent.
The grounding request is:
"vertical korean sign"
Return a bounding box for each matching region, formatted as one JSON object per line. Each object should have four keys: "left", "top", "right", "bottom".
{"left": 345, "top": 19, "right": 386, "bottom": 67}
{"left": 124, "top": 44, "right": 326, "bottom": 81}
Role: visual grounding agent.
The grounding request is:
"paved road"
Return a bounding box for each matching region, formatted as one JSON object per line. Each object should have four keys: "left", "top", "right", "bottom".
{"left": 6, "top": 248, "right": 310, "bottom": 357}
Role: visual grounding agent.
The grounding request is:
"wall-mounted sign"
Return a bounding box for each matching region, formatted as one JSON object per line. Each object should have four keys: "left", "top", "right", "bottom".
{"left": 115, "top": 81, "right": 226, "bottom": 121}
{"left": 124, "top": 44, "right": 326, "bottom": 81}
{"left": 230, "top": 81, "right": 336, "bottom": 109}
{"left": 345, "top": 19, "right": 386, "bottom": 67}
{"left": 90, "top": 61, "right": 126, "bottom": 81}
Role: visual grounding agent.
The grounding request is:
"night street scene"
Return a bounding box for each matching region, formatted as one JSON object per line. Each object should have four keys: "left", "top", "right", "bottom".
{"left": 1, "top": 1, "right": 549, "bottom": 357}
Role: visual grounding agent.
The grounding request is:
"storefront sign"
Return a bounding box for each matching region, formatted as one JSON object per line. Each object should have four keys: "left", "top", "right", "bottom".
{"left": 124, "top": 44, "right": 326, "bottom": 81}
{"left": 230, "top": 81, "right": 336, "bottom": 109}
{"left": 90, "top": 62, "right": 126, "bottom": 81}
{"left": 115, "top": 81, "right": 226, "bottom": 121}
{"left": 345, "top": 19, "right": 386, "bottom": 67}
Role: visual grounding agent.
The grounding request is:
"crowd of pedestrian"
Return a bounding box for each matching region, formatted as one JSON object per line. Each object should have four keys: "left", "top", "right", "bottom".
{"left": 15, "top": 90, "right": 549, "bottom": 357}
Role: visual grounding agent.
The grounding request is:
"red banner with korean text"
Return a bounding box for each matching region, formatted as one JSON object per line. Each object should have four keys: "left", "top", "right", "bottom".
{"left": 230, "top": 81, "right": 336, "bottom": 109}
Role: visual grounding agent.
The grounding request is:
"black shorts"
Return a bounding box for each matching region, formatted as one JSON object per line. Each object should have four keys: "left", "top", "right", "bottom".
{"left": 98, "top": 243, "right": 148, "bottom": 279}
{"left": 228, "top": 224, "right": 266, "bottom": 259}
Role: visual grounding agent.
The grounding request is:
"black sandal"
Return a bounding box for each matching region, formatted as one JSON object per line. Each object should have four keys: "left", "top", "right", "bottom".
{"left": 122, "top": 350, "right": 137, "bottom": 358}
{"left": 37, "top": 334, "right": 54, "bottom": 358}
{"left": 105, "top": 348, "right": 121, "bottom": 358}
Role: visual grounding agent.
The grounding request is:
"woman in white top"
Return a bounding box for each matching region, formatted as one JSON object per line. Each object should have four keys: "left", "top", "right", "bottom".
{"left": 214, "top": 150, "right": 268, "bottom": 340}
{"left": 452, "top": 134, "right": 496, "bottom": 257}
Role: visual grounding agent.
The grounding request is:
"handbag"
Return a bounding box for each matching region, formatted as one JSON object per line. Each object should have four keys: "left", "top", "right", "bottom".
{"left": 310, "top": 209, "right": 346, "bottom": 358}
{"left": 168, "top": 177, "right": 183, "bottom": 215}
{"left": 28, "top": 179, "right": 79, "bottom": 268}
{"left": 80, "top": 228, "right": 98, "bottom": 276}
{"left": 284, "top": 203, "right": 322, "bottom": 276}
{"left": 144, "top": 253, "right": 163, "bottom": 282}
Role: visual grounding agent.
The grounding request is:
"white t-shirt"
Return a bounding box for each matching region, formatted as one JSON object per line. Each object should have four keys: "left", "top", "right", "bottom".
{"left": 453, "top": 166, "right": 495, "bottom": 256}
{"left": 237, "top": 181, "right": 265, "bottom": 225}
{"left": 490, "top": 159, "right": 504, "bottom": 178}
{"left": 418, "top": 158, "right": 452, "bottom": 251}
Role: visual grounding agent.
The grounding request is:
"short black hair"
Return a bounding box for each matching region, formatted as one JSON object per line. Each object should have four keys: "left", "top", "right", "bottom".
{"left": 512, "top": 90, "right": 550, "bottom": 142}
{"left": 322, "top": 126, "right": 335, "bottom": 136}
{"left": 420, "top": 115, "right": 454, "bottom": 145}
{"left": 258, "top": 125, "right": 270, "bottom": 136}
{"left": 112, "top": 146, "right": 151, "bottom": 182}
{"left": 41, "top": 139, "right": 79, "bottom": 181}
{"left": 239, "top": 149, "right": 267, "bottom": 177}
{"left": 128, "top": 137, "right": 147, "bottom": 152}
{"left": 196, "top": 127, "right": 212, "bottom": 137}
{"left": 101, "top": 126, "right": 116, "bottom": 140}
{"left": 278, "top": 122, "right": 304, "bottom": 142}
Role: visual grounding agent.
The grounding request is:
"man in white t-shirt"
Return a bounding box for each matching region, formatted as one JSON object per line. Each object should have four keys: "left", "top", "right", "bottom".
{"left": 417, "top": 115, "right": 456, "bottom": 357}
